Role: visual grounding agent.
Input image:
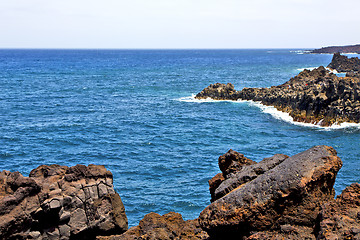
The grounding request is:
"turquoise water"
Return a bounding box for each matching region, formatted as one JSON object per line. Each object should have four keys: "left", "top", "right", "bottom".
{"left": 0, "top": 49, "right": 359, "bottom": 226}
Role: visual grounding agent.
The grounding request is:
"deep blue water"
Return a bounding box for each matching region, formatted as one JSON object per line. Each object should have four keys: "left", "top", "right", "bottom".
{"left": 0, "top": 49, "right": 359, "bottom": 226}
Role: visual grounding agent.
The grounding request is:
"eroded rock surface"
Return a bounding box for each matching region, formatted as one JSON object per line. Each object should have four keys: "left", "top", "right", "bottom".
{"left": 97, "top": 212, "right": 209, "bottom": 240}
{"left": 0, "top": 164, "right": 128, "bottom": 240}
{"left": 317, "top": 183, "right": 360, "bottom": 240}
{"left": 199, "top": 145, "right": 343, "bottom": 239}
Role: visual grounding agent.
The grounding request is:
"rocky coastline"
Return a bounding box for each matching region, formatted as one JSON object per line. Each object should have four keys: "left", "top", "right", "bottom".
{"left": 195, "top": 54, "right": 360, "bottom": 126}
{"left": 1, "top": 146, "right": 360, "bottom": 239}
{"left": 310, "top": 44, "right": 360, "bottom": 54}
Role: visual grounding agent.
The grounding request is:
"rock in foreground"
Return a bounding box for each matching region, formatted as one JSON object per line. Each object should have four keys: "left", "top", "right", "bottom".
{"left": 0, "top": 164, "right": 128, "bottom": 240}
{"left": 200, "top": 145, "right": 343, "bottom": 239}
{"left": 97, "top": 212, "right": 209, "bottom": 240}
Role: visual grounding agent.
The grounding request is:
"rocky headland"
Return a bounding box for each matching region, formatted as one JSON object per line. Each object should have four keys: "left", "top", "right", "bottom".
{"left": 195, "top": 54, "right": 360, "bottom": 126}
{"left": 2, "top": 146, "right": 359, "bottom": 240}
{"left": 310, "top": 44, "right": 360, "bottom": 54}
{"left": 327, "top": 52, "right": 360, "bottom": 75}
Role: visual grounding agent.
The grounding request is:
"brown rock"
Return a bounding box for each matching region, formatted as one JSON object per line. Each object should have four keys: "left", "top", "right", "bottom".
{"left": 98, "top": 212, "right": 209, "bottom": 240}
{"left": 208, "top": 173, "right": 225, "bottom": 202}
{"left": 199, "top": 145, "right": 342, "bottom": 239}
{"left": 317, "top": 183, "right": 360, "bottom": 240}
{"left": 218, "top": 149, "right": 256, "bottom": 178}
{"left": 0, "top": 164, "right": 128, "bottom": 240}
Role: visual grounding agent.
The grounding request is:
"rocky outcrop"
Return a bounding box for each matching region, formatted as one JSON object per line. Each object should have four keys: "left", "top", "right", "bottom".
{"left": 199, "top": 145, "right": 343, "bottom": 239}
{"left": 310, "top": 44, "right": 360, "bottom": 54}
{"left": 196, "top": 66, "right": 360, "bottom": 126}
{"left": 195, "top": 83, "right": 239, "bottom": 100}
{"left": 97, "top": 212, "right": 209, "bottom": 240}
{"left": 0, "top": 164, "right": 128, "bottom": 240}
{"left": 327, "top": 52, "right": 360, "bottom": 73}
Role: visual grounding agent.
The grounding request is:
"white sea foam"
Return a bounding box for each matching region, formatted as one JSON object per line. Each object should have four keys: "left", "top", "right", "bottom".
{"left": 176, "top": 95, "right": 245, "bottom": 103}
{"left": 250, "top": 102, "right": 360, "bottom": 130}
{"left": 177, "top": 95, "right": 360, "bottom": 130}
{"left": 296, "top": 67, "right": 317, "bottom": 71}
{"left": 290, "top": 50, "right": 311, "bottom": 55}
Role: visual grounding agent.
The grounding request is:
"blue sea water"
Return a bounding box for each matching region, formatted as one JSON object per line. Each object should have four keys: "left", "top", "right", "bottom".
{"left": 0, "top": 49, "right": 359, "bottom": 226}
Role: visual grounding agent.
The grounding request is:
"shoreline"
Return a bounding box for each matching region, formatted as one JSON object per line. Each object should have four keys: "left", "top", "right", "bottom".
{"left": 177, "top": 95, "right": 360, "bottom": 130}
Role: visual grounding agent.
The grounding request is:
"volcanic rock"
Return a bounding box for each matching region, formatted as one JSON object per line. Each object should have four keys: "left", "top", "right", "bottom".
{"left": 196, "top": 66, "right": 360, "bottom": 126}
{"left": 327, "top": 52, "right": 360, "bottom": 73}
{"left": 317, "top": 183, "right": 360, "bottom": 239}
{"left": 97, "top": 212, "right": 209, "bottom": 240}
{"left": 0, "top": 164, "right": 128, "bottom": 240}
{"left": 195, "top": 83, "right": 239, "bottom": 100}
{"left": 199, "top": 145, "right": 343, "bottom": 239}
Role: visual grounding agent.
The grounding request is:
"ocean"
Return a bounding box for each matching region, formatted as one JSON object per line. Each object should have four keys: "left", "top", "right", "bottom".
{"left": 0, "top": 49, "right": 359, "bottom": 226}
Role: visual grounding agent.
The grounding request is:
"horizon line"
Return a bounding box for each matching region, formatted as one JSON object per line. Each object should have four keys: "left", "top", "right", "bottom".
{"left": 0, "top": 47, "right": 316, "bottom": 50}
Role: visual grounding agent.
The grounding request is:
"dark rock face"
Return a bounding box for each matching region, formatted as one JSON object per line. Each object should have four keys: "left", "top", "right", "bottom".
{"left": 97, "top": 212, "right": 209, "bottom": 240}
{"left": 199, "top": 145, "right": 343, "bottom": 239}
{"left": 195, "top": 83, "right": 239, "bottom": 100}
{"left": 0, "top": 164, "right": 128, "bottom": 240}
{"left": 196, "top": 66, "right": 360, "bottom": 126}
{"left": 310, "top": 44, "right": 360, "bottom": 54}
{"left": 327, "top": 52, "right": 360, "bottom": 73}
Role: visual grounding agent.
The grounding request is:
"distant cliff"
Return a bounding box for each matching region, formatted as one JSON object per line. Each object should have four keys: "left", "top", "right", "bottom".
{"left": 310, "top": 44, "right": 360, "bottom": 54}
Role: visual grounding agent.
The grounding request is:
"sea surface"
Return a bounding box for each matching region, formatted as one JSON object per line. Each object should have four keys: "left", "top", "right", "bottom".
{"left": 0, "top": 49, "right": 359, "bottom": 226}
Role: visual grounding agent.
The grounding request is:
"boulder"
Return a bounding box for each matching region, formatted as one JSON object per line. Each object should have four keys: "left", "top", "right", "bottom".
{"left": 199, "top": 145, "right": 343, "bottom": 239}
{"left": 0, "top": 164, "right": 128, "bottom": 240}
{"left": 97, "top": 212, "right": 209, "bottom": 240}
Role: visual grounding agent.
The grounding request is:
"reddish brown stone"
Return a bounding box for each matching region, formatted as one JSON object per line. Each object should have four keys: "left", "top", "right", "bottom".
{"left": 199, "top": 145, "right": 342, "bottom": 239}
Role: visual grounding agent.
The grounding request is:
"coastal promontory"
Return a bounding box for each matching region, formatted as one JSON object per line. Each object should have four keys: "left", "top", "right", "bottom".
{"left": 196, "top": 54, "right": 360, "bottom": 126}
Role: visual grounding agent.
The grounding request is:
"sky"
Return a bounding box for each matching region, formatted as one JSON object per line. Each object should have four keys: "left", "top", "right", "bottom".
{"left": 0, "top": 0, "right": 359, "bottom": 49}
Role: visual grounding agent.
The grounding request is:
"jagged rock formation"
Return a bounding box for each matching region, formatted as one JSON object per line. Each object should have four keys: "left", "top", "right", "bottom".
{"left": 0, "top": 164, "right": 128, "bottom": 240}
{"left": 196, "top": 66, "right": 360, "bottom": 126}
{"left": 209, "top": 149, "right": 257, "bottom": 202}
{"left": 97, "top": 212, "right": 209, "bottom": 240}
{"left": 195, "top": 83, "right": 239, "bottom": 100}
{"left": 1, "top": 147, "right": 360, "bottom": 240}
{"left": 327, "top": 52, "right": 360, "bottom": 73}
{"left": 310, "top": 44, "right": 360, "bottom": 54}
{"left": 199, "top": 146, "right": 343, "bottom": 239}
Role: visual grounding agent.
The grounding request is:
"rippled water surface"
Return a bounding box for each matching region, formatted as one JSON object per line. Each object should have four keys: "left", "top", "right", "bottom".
{"left": 0, "top": 49, "right": 359, "bottom": 226}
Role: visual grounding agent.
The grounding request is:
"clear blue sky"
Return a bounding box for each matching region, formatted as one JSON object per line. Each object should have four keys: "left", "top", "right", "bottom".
{"left": 1, "top": 0, "right": 359, "bottom": 49}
